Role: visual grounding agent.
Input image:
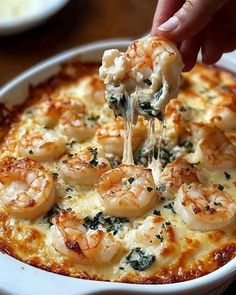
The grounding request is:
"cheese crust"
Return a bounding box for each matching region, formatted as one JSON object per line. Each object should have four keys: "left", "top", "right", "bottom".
{"left": 0, "top": 62, "right": 236, "bottom": 283}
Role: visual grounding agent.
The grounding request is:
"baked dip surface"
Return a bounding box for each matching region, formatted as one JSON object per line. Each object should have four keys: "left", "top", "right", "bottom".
{"left": 0, "top": 60, "right": 236, "bottom": 283}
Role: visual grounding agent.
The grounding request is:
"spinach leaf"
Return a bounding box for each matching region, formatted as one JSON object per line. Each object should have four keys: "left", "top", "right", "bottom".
{"left": 126, "top": 247, "right": 156, "bottom": 271}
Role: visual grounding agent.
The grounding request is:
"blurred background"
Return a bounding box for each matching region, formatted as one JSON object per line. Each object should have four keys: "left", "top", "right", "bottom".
{"left": 0, "top": 0, "right": 157, "bottom": 86}
{"left": 0, "top": 0, "right": 235, "bottom": 294}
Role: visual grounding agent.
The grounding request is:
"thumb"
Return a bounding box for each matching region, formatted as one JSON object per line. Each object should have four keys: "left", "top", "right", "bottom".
{"left": 154, "top": 0, "right": 228, "bottom": 42}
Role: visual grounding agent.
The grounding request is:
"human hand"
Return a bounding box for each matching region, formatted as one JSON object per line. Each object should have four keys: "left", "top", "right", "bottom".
{"left": 151, "top": 0, "right": 236, "bottom": 71}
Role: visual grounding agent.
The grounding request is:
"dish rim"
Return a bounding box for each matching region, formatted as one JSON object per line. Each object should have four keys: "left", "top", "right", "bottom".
{"left": 0, "top": 38, "right": 236, "bottom": 295}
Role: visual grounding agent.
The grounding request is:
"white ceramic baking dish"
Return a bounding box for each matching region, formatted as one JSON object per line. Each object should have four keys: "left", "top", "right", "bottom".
{"left": 0, "top": 39, "right": 236, "bottom": 295}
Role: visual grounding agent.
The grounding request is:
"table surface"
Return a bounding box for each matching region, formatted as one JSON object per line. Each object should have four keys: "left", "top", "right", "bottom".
{"left": 0, "top": 0, "right": 235, "bottom": 293}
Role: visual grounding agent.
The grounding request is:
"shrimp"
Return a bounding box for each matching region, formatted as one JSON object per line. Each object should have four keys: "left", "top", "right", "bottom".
{"left": 210, "top": 102, "right": 236, "bottom": 131}
{"left": 175, "top": 183, "right": 236, "bottom": 231}
{"left": 96, "top": 164, "right": 158, "bottom": 217}
{"left": 159, "top": 157, "right": 202, "bottom": 199}
{"left": 51, "top": 210, "right": 121, "bottom": 264}
{"left": 31, "top": 96, "right": 86, "bottom": 128}
{"left": 59, "top": 147, "right": 111, "bottom": 186}
{"left": 96, "top": 116, "right": 147, "bottom": 157}
{"left": 19, "top": 129, "right": 66, "bottom": 162}
{"left": 58, "top": 109, "right": 96, "bottom": 141}
{"left": 0, "top": 157, "right": 55, "bottom": 220}
{"left": 191, "top": 123, "right": 236, "bottom": 169}
{"left": 100, "top": 36, "right": 183, "bottom": 120}
{"left": 78, "top": 75, "right": 106, "bottom": 106}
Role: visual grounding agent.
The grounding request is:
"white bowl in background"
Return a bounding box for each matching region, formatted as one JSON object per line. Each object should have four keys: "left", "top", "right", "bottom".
{"left": 0, "top": 0, "right": 69, "bottom": 36}
{"left": 0, "top": 39, "right": 236, "bottom": 295}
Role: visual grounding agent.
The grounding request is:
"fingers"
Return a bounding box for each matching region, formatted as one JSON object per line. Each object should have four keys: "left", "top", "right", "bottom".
{"left": 180, "top": 33, "right": 202, "bottom": 71}
{"left": 151, "top": 0, "right": 184, "bottom": 35}
{"left": 154, "top": 0, "right": 228, "bottom": 42}
{"left": 202, "top": 15, "right": 224, "bottom": 64}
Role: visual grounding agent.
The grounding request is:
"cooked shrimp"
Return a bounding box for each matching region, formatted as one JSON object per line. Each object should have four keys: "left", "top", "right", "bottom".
{"left": 191, "top": 123, "right": 236, "bottom": 169}
{"left": 78, "top": 75, "right": 106, "bottom": 106}
{"left": 210, "top": 103, "right": 236, "bottom": 131}
{"left": 175, "top": 183, "right": 236, "bottom": 231}
{"left": 96, "top": 116, "right": 147, "bottom": 157}
{"left": 0, "top": 157, "right": 55, "bottom": 220}
{"left": 51, "top": 210, "right": 121, "bottom": 264}
{"left": 59, "top": 147, "right": 111, "bottom": 186}
{"left": 96, "top": 164, "right": 158, "bottom": 217}
{"left": 19, "top": 129, "right": 66, "bottom": 162}
{"left": 159, "top": 158, "right": 202, "bottom": 199}
{"left": 100, "top": 36, "right": 183, "bottom": 120}
{"left": 32, "top": 96, "right": 86, "bottom": 128}
{"left": 58, "top": 109, "right": 96, "bottom": 141}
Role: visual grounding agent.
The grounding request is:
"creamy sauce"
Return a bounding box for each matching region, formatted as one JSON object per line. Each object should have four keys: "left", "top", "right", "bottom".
{"left": 1, "top": 61, "right": 236, "bottom": 283}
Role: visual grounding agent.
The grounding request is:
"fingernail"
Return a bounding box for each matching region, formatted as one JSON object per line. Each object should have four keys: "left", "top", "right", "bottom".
{"left": 158, "top": 16, "right": 179, "bottom": 32}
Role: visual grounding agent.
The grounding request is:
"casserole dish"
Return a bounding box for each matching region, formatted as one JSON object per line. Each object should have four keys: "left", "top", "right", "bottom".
{"left": 0, "top": 39, "right": 236, "bottom": 295}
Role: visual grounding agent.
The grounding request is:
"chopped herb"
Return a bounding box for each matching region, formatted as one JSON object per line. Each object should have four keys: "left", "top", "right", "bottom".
{"left": 62, "top": 160, "right": 67, "bottom": 163}
{"left": 154, "top": 87, "right": 163, "bottom": 100}
{"left": 66, "top": 207, "right": 72, "bottom": 211}
{"left": 26, "top": 110, "right": 33, "bottom": 115}
{"left": 214, "top": 201, "right": 222, "bottom": 206}
{"left": 128, "top": 177, "right": 135, "bottom": 184}
{"left": 143, "top": 79, "right": 152, "bottom": 86}
{"left": 43, "top": 126, "right": 50, "bottom": 130}
{"left": 119, "top": 267, "right": 124, "bottom": 270}
{"left": 66, "top": 140, "right": 77, "bottom": 148}
{"left": 179, "top": 105, "right": 187, "bottom": 112}
{"left": 43, "top": 204, "right": 61, "bottom": 226}
{"left": 29, "top": 150, "right": 34, "bottom": 154}
{"left": 67, "top": 153, "right": 73, "bottom": 158}
{"left": 67, "top": 195, "right": 72, "bottom": 199}
{"left": 205, "top": 205, "right": 211, "bottom": 211}
{"left": 153, "top": 209, "right": 161, "bottom": 216}
{"left": 126, "top": 247, "right": 156, "bottom": 271}
{"left": 180, "top": 140, "right": 193, "bottom": 153}
{"left": 156, "top": 234, "right": 164, "bottom": 242}
{"left": 163, "top": 202, "right": 176, "bottom": 214}
{"left": 217, "top": 184, "right": 224, "bottom": 191}
{"left": 83, "top": 212, "right": 129, "bottom": 235}
{"left": 224, "top": 171, "right": 231, "bottom": 180}
{"left": 66, "top": 187, "right": 73, "bottom": 192}
{"left": 89, "top": 147, "right": 98, "bottom": 157}
{"left": 108, "top": 94, "right": 126, "bottom": 117}
{"left": 89, "top": 158, "right": 99, "bottom": 166}
{"left": 147, "top": 187, "right": 153, "bottom": 192}
{"left": 87, "top": 115, "right": 100, "bottom": 121}
{"left": 52, "top": 172, "right": 59, "bottom": 178}
{"left": 139, "top": 102, "right": 163, "bottom": 120}
{"left": 88, "top": 148, "right": 98, "bottom": 167}
{"left": 162, "top": 221, "right": 171, "bottom": 229}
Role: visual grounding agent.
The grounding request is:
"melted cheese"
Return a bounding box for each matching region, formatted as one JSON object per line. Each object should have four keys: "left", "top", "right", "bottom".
{"left": 100, "top": 36, "right": 183, "bottom": 175}
{"left": 0, "top": 61, "right": 236, "bottom": 284}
